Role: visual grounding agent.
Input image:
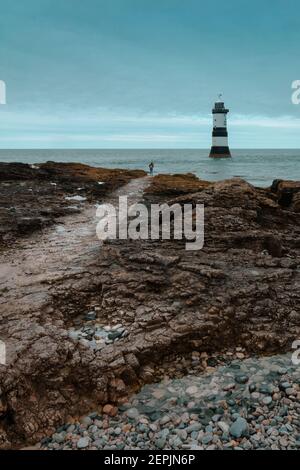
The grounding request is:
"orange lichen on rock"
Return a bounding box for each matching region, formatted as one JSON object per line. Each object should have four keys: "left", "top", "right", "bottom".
{"left": 145, "top": 173, "right": 211, "bottom": 200}
{"left": 39, "top": 161, "right": 146, "bottom": 186}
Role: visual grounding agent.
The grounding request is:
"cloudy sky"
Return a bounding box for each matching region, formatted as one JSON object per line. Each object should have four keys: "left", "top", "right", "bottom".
{"left": 0, "top": 0, "right": 300, "bottom": 148}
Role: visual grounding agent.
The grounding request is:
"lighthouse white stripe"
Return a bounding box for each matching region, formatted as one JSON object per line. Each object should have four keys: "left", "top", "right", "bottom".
{"left": 213, "top": 114, "right": 227, "bottom": 128}
{"left": 212, "top": 136, "right": 229, "bottom": 146}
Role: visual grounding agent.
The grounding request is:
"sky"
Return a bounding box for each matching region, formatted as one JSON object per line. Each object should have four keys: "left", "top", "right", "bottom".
{"left": 0, "top": 0, "right": 300, "bottom": 148}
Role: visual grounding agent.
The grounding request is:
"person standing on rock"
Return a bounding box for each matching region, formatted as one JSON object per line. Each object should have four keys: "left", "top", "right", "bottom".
{"left": 149, "top": 161, "right": 154, "bottom": 176}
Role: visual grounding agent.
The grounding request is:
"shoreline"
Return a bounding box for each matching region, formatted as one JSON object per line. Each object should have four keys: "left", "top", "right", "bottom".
{"left": 1, "top": 149, "right": 300, "bottom": 188}
{"left": 0, "top": 162, "right": 299, "bottom": 449}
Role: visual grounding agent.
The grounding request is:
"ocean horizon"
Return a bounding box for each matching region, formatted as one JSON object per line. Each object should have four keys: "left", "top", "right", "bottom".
{"left": 1, "top": 148, "right": 300, "bottom": 187}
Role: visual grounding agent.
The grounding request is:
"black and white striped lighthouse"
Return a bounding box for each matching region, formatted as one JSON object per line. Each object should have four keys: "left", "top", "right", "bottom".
{"left": 209, "top": 95, "right": 231, "bottom": 158}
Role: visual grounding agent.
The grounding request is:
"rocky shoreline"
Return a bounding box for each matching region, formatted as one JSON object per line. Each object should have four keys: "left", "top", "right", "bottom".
{"left": 0, "top": 162, "right": 300, "bottom": 449}
{"left": 0, "top": 162, "right": 145, "bottom": 248}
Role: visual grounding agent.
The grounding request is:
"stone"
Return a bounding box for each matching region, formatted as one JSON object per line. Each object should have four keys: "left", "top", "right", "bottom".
{"left": 218, "top": 421, "right": 230, "bottom": 434}
{"left": 251, "top": 392, "right": 261, "bottom": 401}
{"left": 68, "top": 330, "right": 80, "bottom": 342}
{"left": 229, "top": 418, "right": 249, "bottom": 439}
{"left": 223, "top": 383, "right": 236, "bottom": 391}
{"left": 108, "top": 330, "right": 123, "bottom": 341}
{"left": 262, "top": 396, "right": 273, "bottom": 406}
{"left": 103, "top": 404, "right": 118, "bottom": 417}
{"left": 77, "top": 437, "right": 90, "bottom": 449}
{"left": 186, "top": 386, "right": 198, "bottom": 395}
{"left": 155, "top": 437, "right": 166, "bottom": 449}
{"left": 80, "top": 416, "right": 93, "bottom": 426}
{"left": 52, "top": 433, "right": 65, "bottom": 444}
{"left": 285, "top": 388, "right": 296, "bottom": 396}
{"left": 201, "top": 433, "right": 213, "bottom": 445}
{"left": 236, "top": 353, "right": 245, "bottom": 359}
{"left": 160, "top": 415, "right": 171, "bottom": 425}
{"left": 85, "top": 311, "right": 96, "bottom": 321}
{"left": 185, "top": 423, "right": 202, "bottom": 433}
{"left": 126, "top": 408, "right": 139, "bottom": 420}
{"left": 235, "top": 374, "right": 249, "bottom": 385}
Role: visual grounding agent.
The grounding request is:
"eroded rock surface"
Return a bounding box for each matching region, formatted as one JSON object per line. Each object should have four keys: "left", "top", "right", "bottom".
{"left": 0, "top": 171, "right": 299, "bottom": 448}
{"left": 0, "top": 162, "right": 145, "bottom": 247}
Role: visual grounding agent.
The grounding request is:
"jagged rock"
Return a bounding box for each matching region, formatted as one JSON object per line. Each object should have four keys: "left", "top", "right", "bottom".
{"left": 270, "top": 179, "right": 300, "bottom": 211}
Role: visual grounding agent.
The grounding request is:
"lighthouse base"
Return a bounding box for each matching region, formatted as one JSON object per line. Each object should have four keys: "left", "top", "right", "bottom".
{"left": 209, "top": 146, "right": 231, "bottom": 158}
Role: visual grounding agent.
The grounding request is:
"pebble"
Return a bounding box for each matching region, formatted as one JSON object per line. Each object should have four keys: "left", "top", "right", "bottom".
{"left": 218, "top": 421, "right": 229, "bottom": 434}
{"left": 186, "top": 386, "right": 198, "bottom": 395}
{"left": 68, "top": 323, "right": 126, "bottom": 349}
{"left": 185, "top": 423, "right": 202, "bottom": 433}
{"left": 223, "top": 383, "right": 235, "bottom": 391}
{"left": 236, "top": 353, "right": 245, "bottom": 360}
{"left": 251, "top": 392, "right": 261, "bottom": 400}
{"left": 77, "top": 437, "right": 90, "bottom": 449}
{"left": 85, "top": 312, "right": 96, "bottom": 321}
{"left": 262, "top": 396, "right": 273, "bottom": 406}
{"left": 41, "top": 353, "right": 299, "bottom": 451}
{"left": 201, "top": 433, "right": 213, "bottom": 445}
{"left": 229, "top": 417, "right": 249, "bottom": 438}
{"left": 235, "top": 374, "right": 249, "bottom": 385}
{"left": 103, "top": 404, "right": 118, "bottom": 417}
{"left": 126, "top": 408, "right": 139, "bottom": 420}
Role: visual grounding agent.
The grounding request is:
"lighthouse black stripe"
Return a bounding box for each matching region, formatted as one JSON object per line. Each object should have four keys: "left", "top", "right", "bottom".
{"left": 212, "top": 128, "right": 228, "bottom": 137}
{"left": 212, "top": 109, "right": 229, "bottom": 114}
{"left": 209, "top": 146, "right": 231, "bottom": 157}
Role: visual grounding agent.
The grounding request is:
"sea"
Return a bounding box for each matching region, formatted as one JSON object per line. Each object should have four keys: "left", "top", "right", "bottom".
{"left": 0, "top": 149, "right": 300, "bottom": 187}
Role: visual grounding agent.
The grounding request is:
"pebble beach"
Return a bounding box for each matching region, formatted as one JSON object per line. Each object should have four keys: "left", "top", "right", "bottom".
{"left": 41, "top": 352, "right": 300, "bottom": 451}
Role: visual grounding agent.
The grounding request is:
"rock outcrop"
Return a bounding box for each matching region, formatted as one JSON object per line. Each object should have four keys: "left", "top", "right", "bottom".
{"left": 0, "top": 162, "right": 145, "bottom": 247}
{"left": 0, "top": 171, "right": 299, "bottom": 448}
{"left": 270, "top": 179, "right": 300, "bottom": 212}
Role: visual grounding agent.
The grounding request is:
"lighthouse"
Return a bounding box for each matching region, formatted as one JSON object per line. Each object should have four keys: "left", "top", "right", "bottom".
{"left": 209, "top": 95, "right": 231, "bottom": 158}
